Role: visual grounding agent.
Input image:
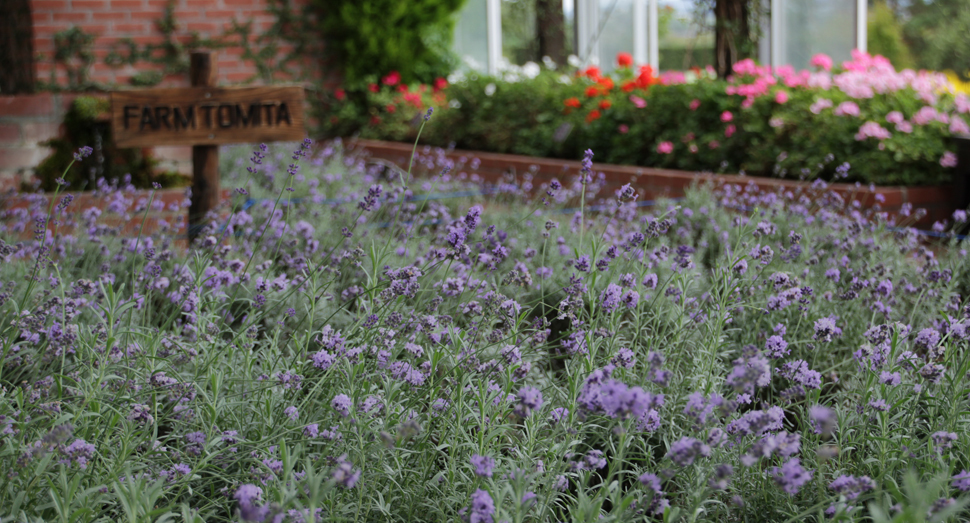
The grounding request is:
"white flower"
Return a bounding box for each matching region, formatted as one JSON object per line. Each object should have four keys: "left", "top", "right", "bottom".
{"left": 567, "top": 54, "right": 582, "bottom": 67}
{"left": 542, "top": 56, "right": 557, "bottom": 70}
{"left": 558, "top": 75, "right": 572, "bottom": 85}
{"left": 522, "top": 61, "right": 541, "bottom": 79}
{"left": 485, "top": 83, "right": 496, "bottom": 96}
{"left": 448, "top": 99, "right": 462, "bottom": 109}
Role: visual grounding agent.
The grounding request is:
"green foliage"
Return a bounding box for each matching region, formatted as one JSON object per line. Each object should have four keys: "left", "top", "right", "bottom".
{"left": 325, "top": 63, "right": 961, "bottom": 186}
{"left": 313, "top": 0, "right": 466, "bottom": 88}
{"left": 904, "top": 0, "right": 970, "bottom": 80}
{"left": 43, "top": 26, "right": 97, "bottom": 92}
{"left": 868, "top": 1, "right": 915, "bottom": 71}
{"left": 33, "top": 96, "right": 186, "bottom": 192}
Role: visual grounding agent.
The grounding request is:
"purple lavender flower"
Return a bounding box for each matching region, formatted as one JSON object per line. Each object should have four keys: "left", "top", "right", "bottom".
{"left": 809, "top": 405, "right": 837, "bottom": 436}
{"left": 468, "top": 489, "right": 495, "bottom": 523}
{"left": 331, "top": 454, "right": 361, "bottom": 488}
{"left": 284, "top": 406, "right": 299, "bottom": 421}
{"left": 471, "top": 454, "right": 495, "bottom": 478}
{"left": 764, "top": 335, "right": 789, "bottom": 359}
{"left": 638, "top": 473, "right": 670, "bottom": 515}
{"left": 932, "top": 431, "right": 958, "bottom": 452}
{"left": 829, "top": 475, "right": 875, "bottom": 500}
{"left": 549, "top": 407, "right": 569, "bottom": 424}
{"left": 771, "top": 458, "right": 814, "bottom": 495}
{"left": 952, "top": 470, "right": 970, "bottom": 492}
{"left": 813, "top": 316, "right": 842, "bottom": 342}
{"left": 667, "top": 437, "right": 711, "bottom": 467}
{"left": 331, "top": 394, "right": 352, "bottom": 417}
{"left": 304, "top": 424, "right": 319, "bottom": 438}
{"left": 725, "top": 352, "right": 771, "bottom": 394}
{"left": 709, "top": 464, "right": 734, "bottom": 490}
{"left": 514, "top": 386, "right": 543, "bottom": 417}
{"left": 61, "top": 439, "right": 95, "bottom": 469}
{"left": 127, "top": 404, "right": 154, "bottom": 425}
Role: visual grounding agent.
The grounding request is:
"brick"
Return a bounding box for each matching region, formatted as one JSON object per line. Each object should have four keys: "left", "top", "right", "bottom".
{"left": 32, "top": 11, "right": 53, "bottom": 22}
{"left": 73, "top": 0, "right": 110, "bottom": 7}
{"left": 225, "top": 71, "right": 254, "bottom": 82}
{"left": 110, "top": 0, "right": 146, "bottom": 7}
{"left": 32, "top": 0, "right": 69, "bottom": 9}
{"left": 0, "top": 124, "right": 22, "bottom": 144}
{"left": 22, "top": 122, "right": 62, "bottom": 144}
{"left": 0, "top": 93, "right": 54, "bottom": 118}
{"left": 112, "top": 22, "right": 150, "bottom": 32}
{"left": 93, "top": 11, "right": 128, "bottom": 20}
{"left": 53, "top": 11, "right": 91, "bottom": 22}
{"left": 186, "top": 22, "right": 220, "bottom": 32}
{"left": 0, "top": 147, "right": 51, "bottom": 170}
{"left": 224, "top": 0, "right": 256, "bottom": 6}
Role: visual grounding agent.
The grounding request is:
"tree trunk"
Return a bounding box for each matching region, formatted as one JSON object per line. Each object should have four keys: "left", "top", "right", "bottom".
{"left": 536, "top": 0, "right": 567, "bottom": 66}
{"left": 0, "top": 0, "right": 36, "bottom": 94}
{"left": 714, "top": 0, "right": 749, "bottom": 79}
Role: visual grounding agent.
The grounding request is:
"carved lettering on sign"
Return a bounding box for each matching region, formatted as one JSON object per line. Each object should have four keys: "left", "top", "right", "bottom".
{"left": 111, "top": 86, "right": 305, "bottom": 147}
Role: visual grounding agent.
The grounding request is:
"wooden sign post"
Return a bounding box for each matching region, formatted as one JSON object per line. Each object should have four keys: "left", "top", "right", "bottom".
{"left": 110, "top": 51, "right": 306, "bottom": 241}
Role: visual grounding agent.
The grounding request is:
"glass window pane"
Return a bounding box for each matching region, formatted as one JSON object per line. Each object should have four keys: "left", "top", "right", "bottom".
{"left": 659, "top": 1, "right": 714, "bottom": 71}
{"left": 502, "top": 0, "right": 538, "bottom": 65}
{"left": 597, "top": 0, "right": 635, "bottom": 72}
{"left": 454, "top": 0, "right": 490, "bottom": 71}
{"left": 780, "top": 0, "right": 855, "bottom": 69}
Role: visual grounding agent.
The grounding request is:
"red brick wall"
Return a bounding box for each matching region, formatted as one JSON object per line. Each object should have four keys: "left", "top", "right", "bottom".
{"left": 30, "top": 0, "right": 316, "bottom": 88}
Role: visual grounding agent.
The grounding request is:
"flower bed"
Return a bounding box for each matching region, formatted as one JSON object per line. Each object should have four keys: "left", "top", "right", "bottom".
{"left": 322, "top": 51, "right": 969, "bottom": 187}
{"left": 3, "top": 142, "right": 970, "bottom": 521}
{"left": 352, "top": 138, "right": 960, "bottom": 227}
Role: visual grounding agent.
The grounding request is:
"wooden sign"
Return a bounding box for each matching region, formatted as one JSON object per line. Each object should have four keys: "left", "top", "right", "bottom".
{"left": 108, "top": 51, "right": 309, "bottom": 241}
{"left": 111, "top": 85, "right": 305, "bottom": 148}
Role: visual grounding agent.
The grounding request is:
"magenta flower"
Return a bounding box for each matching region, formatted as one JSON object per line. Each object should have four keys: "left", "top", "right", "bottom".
{"left": 809, "top": 53, "right": 833, "bottom": 71}
{"left": 720, "top": 111, "right": 733, "bottom": 122}
{"left": 774, "top": 90, "right": 788, "bottom": 104}
{"left": 657, "top": 141, "right": 673, "bottom": 154}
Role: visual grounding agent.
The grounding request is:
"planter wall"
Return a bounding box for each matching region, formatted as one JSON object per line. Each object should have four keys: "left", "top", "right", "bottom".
{"left": 352, "top": 139, "right": 960, "bottom": 228}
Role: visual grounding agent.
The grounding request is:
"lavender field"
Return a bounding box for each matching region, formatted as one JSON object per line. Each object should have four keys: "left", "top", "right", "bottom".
{"left": 1, "top": 137, "right": 970, "bottom": 523}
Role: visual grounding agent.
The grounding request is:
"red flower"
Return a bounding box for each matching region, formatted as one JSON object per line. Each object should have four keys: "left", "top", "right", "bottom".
{"left": 385, "top": 104, "right": 397, "bottom": 113}
{"left": 433, "top": 77, "right": 448, "bottom": 92}
{"left": 586, "top": 109, "right": 601, "bottom": 123}
{"left": 598, "top": 100, "right": 612, "bottom": 110}
{"left": 585, "top": 86, "right": 600, "bottom": 98}
{"left": 596, "top": 77, "right": 614, "bottom": 91}
{"left": 616, "top": 52, "right": 633, "bottom": 68}
{"left": 397, "top": 84, "right": 409, "bottom": 93}
{"left": 368, "top": 83, "right": 379, "bottom": 93}
{"left": 382, "top": 71, "right": 401, "bottom": 86}
{"left": 583, "top": 66, "right": 602, "bottom": 80}
{"left": 635, "top": 65, "right": 657, "bottom": 89}
{"left": 564, "top": 97, "right": 581, "bottom": 108}
{"left": 335, "top": 88, "right": 346, "bottom": 101}
{"left": 621, "top": 81, "right": 636, "bottom": 92}
{"left": 370, "top": 115, "right": 381, "bottom": 125}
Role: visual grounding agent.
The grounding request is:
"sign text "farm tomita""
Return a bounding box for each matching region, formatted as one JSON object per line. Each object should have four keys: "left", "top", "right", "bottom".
{"left": 111, "top": 85, "right": 306, "bottom": 148}
{"left": 122, "top": 101, "right": 293, "bottom": 132}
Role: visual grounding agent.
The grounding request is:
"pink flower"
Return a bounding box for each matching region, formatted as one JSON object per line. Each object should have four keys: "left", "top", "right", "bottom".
{"left": 618, "top": 124, "right": 629, "bottom": 134}
{"left": 774, "top": 90, "right": 789, "bottom": 104}
{"left": 951, "top": 116, "right": 970, "bottom": 135}
{"left": 657, "top": 141, "right": 674, "bottom": 154}
{"left": 941, "top": 151, "right": 958, "bottom": 168}
{"left": 885, "top": 111, "right": 904, "bottom": 125}
{"left": 689, "top": 144, "right": 698, "bottom": 154}
{"left": 721, "top": 111, "right": 733, "bottom": 122}
{"left": 810, "top": 53, "right": 833, "bottom": 71}
{"left": 854, "top": 121, "right": 892, "bottom": 141}
{"left": 689, "top": 99, "right": 701, "bottom": 111}
{"left": 708, "top": 140, "right": 720, "bottom": 149}
{"left": 834, "top": 102, "right": 860, "bottom": 117}
{"left": 810, "top": 98, "right": 833, "bottom": 114}
{"left": 895, "top": 121, "right": 913, "bottom": 133}
{"left": 725, "top": 124, "right": 736, "bottom": 138}
{"left": 912, "top": 106, "right": 938, "bottom": 125}
{"left": 629, "top": 95, "right": 647, "bottom": 108}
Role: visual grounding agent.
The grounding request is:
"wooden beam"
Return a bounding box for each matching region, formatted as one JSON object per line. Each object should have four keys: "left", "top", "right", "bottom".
{"left": 189, "top": 51, "right": 219, "bottom": 243}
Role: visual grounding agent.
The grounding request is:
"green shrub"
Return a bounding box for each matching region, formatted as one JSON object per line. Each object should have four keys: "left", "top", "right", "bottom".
{"left": 313, "top": 0, "right": 466, "bottom": 88}
{"left": 33, "top": 96, "right": 186, "bottom": 192}
{"left": 321, "top": 53, "right": 966, "bottom": 186}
